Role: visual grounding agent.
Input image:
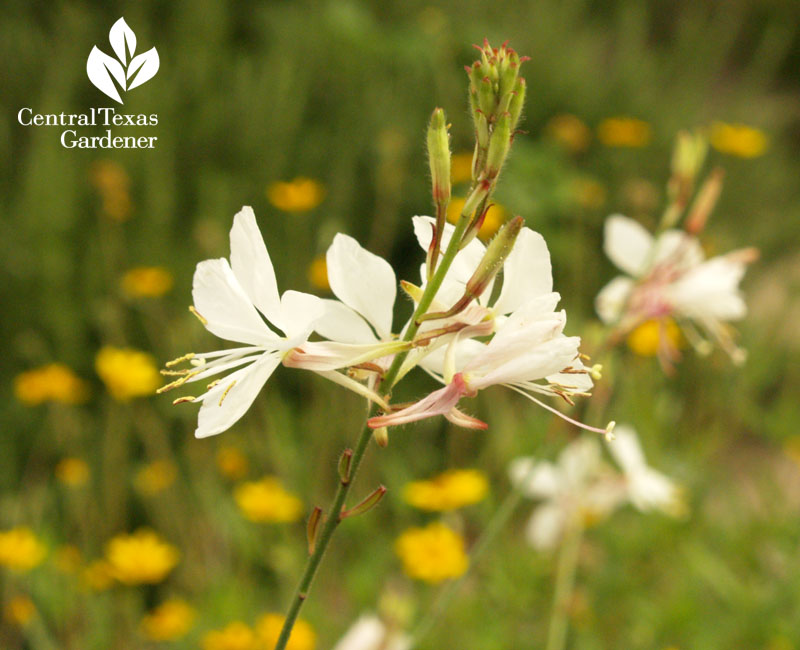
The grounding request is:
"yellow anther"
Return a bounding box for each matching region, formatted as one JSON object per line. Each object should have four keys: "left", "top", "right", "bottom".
{"left": 165, "top": 352, "right": 195, "bottom": 368}
{"left": 207, "top": 379, "right": 221, "bottom": 390}
{"left": 218, "top": 380, "right": 237, "bottom": 406}
{"left": 156, "top": 370, "right": 200, "bottom": 393}
{"left": 172, "top": 396, "right": 197, "bottom": 405}
{"left": 590, "top": 364, "right": 603, "bottom": 380}
{"left": 188, "top": 305, "right": 208, "bottom": 325}
{"left": 604, "top": 421, "right": 616, "bottom": 442}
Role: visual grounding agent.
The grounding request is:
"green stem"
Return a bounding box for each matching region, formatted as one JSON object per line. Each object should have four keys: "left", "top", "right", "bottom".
{"left": 274, "top": 189, "right": 482, "bottom": 650}
{"left": 545, "top": 523, "right": 583, "bottom": 650}
{"left": 409, "top": 486, "right": 525, "bottom": 646}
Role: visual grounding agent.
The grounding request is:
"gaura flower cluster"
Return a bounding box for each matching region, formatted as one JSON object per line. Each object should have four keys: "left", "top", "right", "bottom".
{"left": 159, "top": 207, "right": 607, "bottom": 439}
{"left": 160, "top": 41, "right": 609, "bottom": 440}
{"left": 509, "top": 425, "right": 683, "bottom": 551}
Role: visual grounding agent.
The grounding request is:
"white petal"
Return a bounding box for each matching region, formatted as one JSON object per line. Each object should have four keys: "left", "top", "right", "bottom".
{"left": 229, "top": 206, "right": 284, "bottom": 328}
{"left": 628, "top": 469, "right": 680, "bottom": 513}
{"left": 604, "top": 214, "right": 654, "bottom": 276}
{"left": 652, "top": 230, "right": 704, "bottom": 270}
{"left": 509, "top": 458, "right": 564, "bottom": 499}
{"left": 279, "top": 290, "right": 324, "bottom": 344}
{"left": 192, "top": 258, "right": 277, "bottom": 345}
{"left": 668, "top": 257, "right": 747, "bottom": 321}
{"left": 595, "top": 276, "right": 635, "bottom": 324}
{"left": 606, "top": 424, "right": 647, "bottom": 473}
{"left": 327, "top": 234, "right": 396, "bottom": 339}
{"left": 472, "top": 334, "right": 579, "bottom": 388}
{"left": 194, "top": 353, "right": 281, "bottom": 438}
{"left": 560, "top": 437, "right": 603, "bottom": 487}
{"left": 332, "top": 616, "right": 385, "bottom": 650}
{"left": 314, "top": 300, "right": 378, "bottom": 343}
{"left": 525, "top": 503, "right": 566, "bottom": 551}
{"left": 493, "top": 228, "right": 553, "bottom": 315}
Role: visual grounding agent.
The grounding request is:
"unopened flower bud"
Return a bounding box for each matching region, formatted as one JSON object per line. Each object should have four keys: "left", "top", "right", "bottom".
{"left": 672, "top": 130, "right": 708, "bottom": 183}
{"left": 373, "top": 426, "right": 389, "bottom": 448}
{"left": 464, "top": 215, "right": 523, "bottom": 298}
{"left": 685, "top": 167, "right": 724, "bottom": 234}
{"left": 427, "top": 108, "right": 451, "bottom": 206}
{"left": 508, "top": 78, "right": 526, "bottom": 131}
{"left": 485, "top": 112, "right": 512, "bottom": 179}
{"left": 341, "top": 485, "right": 387, "bottom": 519}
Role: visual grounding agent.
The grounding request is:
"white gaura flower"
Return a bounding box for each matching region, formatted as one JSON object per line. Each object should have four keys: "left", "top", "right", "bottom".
{"left": 596, "top": 214, "right": 757, "bottom": 363}
{"left": 159, "top": 206, "right": 324, "bottom": 438}
{"left": 509, "top": 427, "right": 684, "bottom": 550}
{"left": 332, "top": 614, "right": 410, "bottom": 650}
{"left": 509, "top": 438, "right": 626, "bottom": 550}
{"left": 369, "top": 219, "right": 602, "bottom": 433}
{"left": 606, "top": 424, "right": 685, "bottom": 517}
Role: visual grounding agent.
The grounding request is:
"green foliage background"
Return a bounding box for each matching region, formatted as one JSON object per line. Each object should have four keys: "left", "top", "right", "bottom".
{"left": 1, "top": 0, "right": 800, "bottom": 647}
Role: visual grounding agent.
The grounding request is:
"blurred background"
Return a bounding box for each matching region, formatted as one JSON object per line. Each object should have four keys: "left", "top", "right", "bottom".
{"left": 2, "top": 0, "right": 800, "bottom": 647}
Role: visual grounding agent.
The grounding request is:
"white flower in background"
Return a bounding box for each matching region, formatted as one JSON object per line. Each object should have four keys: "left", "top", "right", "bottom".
{"left": 159, "top": 206, "right": 324, "bottom": 438}
{"left": 510, "top": 426, "right": 683, "bottom": 550}
{"left": 332, "top": 614, "right": 410, "bottom": 650}
{"left": 606, "top": 425, "right": 685, "bottom": 516}
{"left": 509, "top": 438, "right": 626, "bottom": 550}
{"left": 596, "top": 214, "right": 756, "bottom": 363}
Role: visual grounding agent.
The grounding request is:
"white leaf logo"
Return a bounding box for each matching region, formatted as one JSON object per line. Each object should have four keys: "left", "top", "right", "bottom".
{"left": 86, "top": 17, "right": 159, "bottom": 104}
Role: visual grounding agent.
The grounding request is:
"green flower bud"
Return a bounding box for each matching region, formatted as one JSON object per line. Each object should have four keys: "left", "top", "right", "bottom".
{"left": 485, "top": 112, "right": 512, "bottom": 179}
{"left": 508, "top": 78, "right": 526, "bottom": 131}
{"left": 427, "top": 108, "right": 451, "bottom": 205}
{"left": 464, "top": 215, "right": 524, "bottom": 298}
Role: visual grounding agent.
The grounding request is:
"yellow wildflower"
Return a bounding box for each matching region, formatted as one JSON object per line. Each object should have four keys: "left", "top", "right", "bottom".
{"left": 0, "top": 527, "right": 46, "bottom": 572}
{"left": 234, "top": 477, "right": 303, "bottom": 523}
{"left": 216, "top": 446, "right": 249, "bottom": 480}
{"left": 81, "top": 559, "right": 114, "bottom": 591}
{"left": 710, "top": 122, "right": 768, "bottom": 158}
{"left": 141, "top": 599, "right": 197, "bottom": 641}
{"left": 105, "top": 529, "right": 180, "bottom": 585}
{"left": 571, "top": 177, "right": 607, "bottom": 209}
{"left": 403, "top": 469, "right": 489, "bottom": 511}
{"left": 122, "top": 266, "right": 174, "bottom": 298}
{"left": 307, "top": 255, "right": 330, "bottom": 291}
{"left": 14, "top": 363, "right": 90, "bottom": 406}
{"left": 134, "top": 460, "right": 178, "bottom": 496}
{"left": 450, "top": 151, "right": 474, "bottom": 185}
{"left": 545, "top": 114, "right": 592, "bottom": 153}
{"left": 55, "top": 457, "right": 90, "bottom": 487}
{"left": 446, "top": 197, "right": 509, "bottom": 240}
{"left": 202, "top": 622, "right": 257, "bottom": 650}
{"left": 90, "top": 160, "right": 133, "bottom": 221}
{"left": 395, "top": 522, "right": 469, "bottom": 584}
{"left": 267, "top": 177, "right": 325, "bottom": 212}
{"left": 256, "top": 612, "right": 316, "bottom": 650}
{"left": 95, "top": 346, "right": 161, "bottom": 401}
{"left": 626, "top": 319, "right": 684, "bottom": 357}
{"left": 3, "top": 596, "right": 36, "bottom": 627}
{"left": 53, "top": 545, "right": 82, "bottom": 574}
{"left": 597, "top": 117, "right": 652, "bottom": 148}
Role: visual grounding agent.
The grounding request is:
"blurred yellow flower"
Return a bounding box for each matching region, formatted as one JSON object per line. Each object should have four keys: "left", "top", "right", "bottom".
{"left": 3, "top": 596, "right": 35, "bottom": 627}
{"left": 597, "top": 117, "right": 652, "bottom": 148}
{"left": 217, "top": 446, "right": 249, "bottom": 480}
{"left": 267, "top": 177, "right": 325, "bottom": 212}
{"left": 234, "top": 477, "right": 303, "bottom": 523}
{"left": 55, "top": 457, "right": 90, "bottom": 487}
{"left": 81, "top": 559, "right": 114, "bottom": 591}
{"left": 571, "top": 177, "right": 607, "bottom": 209}
{"left": 14, "top": 363, "right": 90, "bottom": 406}
{"left": 626, "top": 319, "right": 684, "bottom": 357}
{"left": 134, "top": 460, "right": 178, "bottom": 496}
{"left": 53, "top": 545, "right": 82, "bottom": 574}
{"left": 141, "top": 598, "right": 197, "bottom": 641}
{"left": 95, "top": 346, "right": 161, "bottom": 401}
{"left": 395, "top": 522, "right": 468, "bottom": 583}
{"left": 122, "top": 266, "right": 174, "bottom": 298}
{"left": 202, "top": 621, "right": 257, "bottom": 650}
{"left": 710, "top": 122, "right": 768, "bottom": 158}
{"left": 545, "top": 114, "right": 592, "bottom": 153}
{"left": 256, "top": 612, "right": 316, "bottom": 650}
{"left": 403, "top": 469, "right": 489, "bottom": 511}
{"left": 450, "top": 151, "right": 474, "bottom": 185}
{"left": 307, "top": 255, "right": 330, "bottom": 291}
{"left": 447, "top": 196, "right": 509, "bottom": 241}
{"left": 105, "top": 529, "right": 180, "bottom": 585}
{"left": 0, "top": 527, "right": 46, "bottom": 572}
{"left": 90, "top": 160, "right": 133, "bottom": 221}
